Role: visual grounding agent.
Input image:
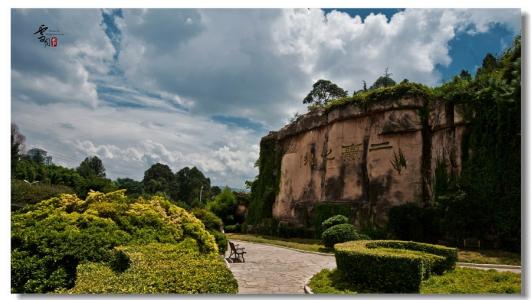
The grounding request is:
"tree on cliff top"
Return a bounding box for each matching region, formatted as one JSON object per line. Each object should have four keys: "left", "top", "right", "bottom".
{"left": 370, "top": 68, "right": 396, "bottom": 89}
{"left": 303, "top": 79, "right": 348, "bottom": 106}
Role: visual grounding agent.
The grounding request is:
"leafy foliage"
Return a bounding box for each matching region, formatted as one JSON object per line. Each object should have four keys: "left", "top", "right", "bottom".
{"left": 309, "top": 268, "right": 520, "bottom": 294}
{"left": 388, "top": 203, "right": 441, "bottom": 243}
{"left": 303, "top": 79, "right": 348, "bottom": 106}
{"left": 11, "top": 190, "right": 218, "bottom": 293}
{"left": 246, "top": 135, "right": 281, "bottom": 225}
{"left": 192, "top": 208, "right": 223, "bottom": 231}
{"left": 334, "top": 240, "right": 457, "bottom": 293}
{"left": 12, "top": 158, "right": 115, "bottom": 199}
{"left": 77, "top": 156, "right": 106, "bottom": 178}
{"left": 191, "top": 208, "right": 228, "bottom": 254}
{"left": 314, "top": 203, "right": 354, "bottom": 236}
{"left": 142, "top": 163, "right": 174, "bottom": 195}
{"left": 207, "top": 187, "right": 238, "bottom": 225}
{"left": 321, "top": 215, "right": 349, "bottom": 232}
{"left": 115, "top": 178, "right": 144, "bottom": 198}
{"left": 322, "top": 224, "right": 361, "bottom": 248}
{"left": 171, "top": 166, "right": 212, "bottom": 205}
{"left": 11, "top": 179, "right": 74, "bottom": 209}
{"left": 66, "top": 241, "right": 238, "bottom": 294}
{"left": 431, "top": 36, "right": 521, "bottom": 251}
{"left": 370, "top": 68, "right": 396, "bottom": 89}
{"left": 11, "top": 123, "right": 26, "bottom": 174}
{"left": 324, "top": 81, "right": 433, "bottom": 111}
{"left": 420, "top": 268, "right": 520, "bottom": 294}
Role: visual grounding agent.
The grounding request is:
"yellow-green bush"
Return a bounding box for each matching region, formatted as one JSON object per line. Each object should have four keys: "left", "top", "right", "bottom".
{"left": 11, "top": 190, "right": 219, "bottom": 293}
{"left": 67, "top": 240, "right": 238, "bottom": 294}
{"left": 334, "top": 240, "right": 457, "bottom": 293}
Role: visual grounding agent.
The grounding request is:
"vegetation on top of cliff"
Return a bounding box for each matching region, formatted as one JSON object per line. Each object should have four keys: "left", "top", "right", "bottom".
{"left": 320, "top": 81, "right": 434, "bottom": 112}
{"left": 246, "top": 35, "right": 521, "bottom": 250}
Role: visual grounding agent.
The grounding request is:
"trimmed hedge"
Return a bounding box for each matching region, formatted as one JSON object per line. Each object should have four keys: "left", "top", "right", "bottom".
{"left": 321, "top": 215, "right": 349, "bottom": 232}
{"left": 191, "top": 208, "right": 223, "bottom": 231}
{"left": 67, "top": 240, "right": 238, "bottom": 294}
{"left": 210, "top": 230, "right": 228, "bottom": 254}
{"left": 314, "top": 202, "right": 354, "bottom": 236}
{"left": 224, "top": 224, "right": 240, "bottom": 233}
{"left": 11, "top": 190, "right": 219, "bottom": 293}
{"left": 334, "top": 240, "right": 457, "bottom": 293}
{"left": 322, "top": 224, "right": 360, "bottom": 248}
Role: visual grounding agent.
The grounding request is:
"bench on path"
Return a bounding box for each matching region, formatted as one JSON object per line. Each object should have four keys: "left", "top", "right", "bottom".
{"left": 228, "top": 241, "right": 246, "bottom": 263}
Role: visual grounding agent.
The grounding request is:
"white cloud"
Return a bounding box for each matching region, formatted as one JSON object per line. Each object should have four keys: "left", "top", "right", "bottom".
{"left": 11, "top": 9, "right": 115, "bottom": 108}
{"left": 13, "top": 101, "right": 259, "bottom": 187}
{"left": 271, "top": 8, "right": 521, "bottom": 94}
{"left": 11, "top": 8, "right": 520, "bottom": 188}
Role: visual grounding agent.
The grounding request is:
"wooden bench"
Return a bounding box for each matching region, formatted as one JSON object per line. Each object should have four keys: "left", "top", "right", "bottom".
{"left": 228, "top": 241, "right": 246, "bottom": 263}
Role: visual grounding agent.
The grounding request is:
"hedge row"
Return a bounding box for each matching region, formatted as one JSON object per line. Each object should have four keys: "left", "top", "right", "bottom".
{"left": 322, "top": 224, "right": 360, "bottom": 248}
{"left": 66, "top": 240, "right": 238, "bottom": 294}
{"left": 334, "top": 240, "right": 457, "bottom": 293}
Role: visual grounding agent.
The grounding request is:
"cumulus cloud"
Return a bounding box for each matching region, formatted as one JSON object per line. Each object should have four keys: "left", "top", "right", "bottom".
{"left": 272, "top": 8, "right": 521, "bottom": 95}
{"left": 11, "top": 8, "right": 520, "bottom": 187}
{"left": 11, "top": 9, "right": 115, "bottom": 107}
{"left": 12, "top": 101, "right": 260, "bottom": 187}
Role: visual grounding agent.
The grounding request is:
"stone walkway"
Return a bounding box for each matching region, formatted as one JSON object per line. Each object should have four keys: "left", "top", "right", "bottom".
{"left": 227, "top": 240, "right": 336, "bottom": 294}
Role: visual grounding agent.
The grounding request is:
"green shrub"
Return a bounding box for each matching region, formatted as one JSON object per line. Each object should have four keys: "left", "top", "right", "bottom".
{"left": 108, "top": 249, "right": 130, "bottom": 273}
{"left": 11, "top": 179, "right": 74, "bottom": 209}
{"left": 334, "top": 240, "right": 457, "bottom": 293}
{"left": 277, "top": 221, "right": 315, "bottom": 238}
{"left": 308, "top": 267, "right": 521, "bottom": 294}
{"left": 321, "top": 215, "right": 349, "bottom": 232}
{"left": 11, "top": 190, "right": 218, "bottom": 293}
{"left": 224, "top": 224, "right": 240, "bottom": 233}
{"left": 388, "top": 203, "right": 441, "bottom": 243}
{"left": 67, "top": 241, "right": 238, "bottom": 294}
{"left": 207, "top": 187, "right": 237, "bottom": 226}
{"left": 314, "top": 203, "right": 353, "bottom": 236}
{"left": 322, "top": 224, "right": 360, "bottom": 248}
{"left": 210, "top": 230, "right": 228, "bottom": 254}
{"left": 192, "top": 208, "right": 223, "bottom": 231}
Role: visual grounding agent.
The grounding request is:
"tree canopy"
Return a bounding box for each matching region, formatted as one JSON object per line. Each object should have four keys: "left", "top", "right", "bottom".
{"left": 77, "top": 156, "right": 106, "bottom": 178}
{"left": 303, "top": 79, "right": 348, "bottom": 106}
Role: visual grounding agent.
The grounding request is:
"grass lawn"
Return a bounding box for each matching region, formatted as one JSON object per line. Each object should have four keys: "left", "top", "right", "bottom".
{"left": 226, "top": 233, "right": 329, "bottom": 253}
{"left": 458, "top": 249, "right": 521, "bottom": 266}
{"left": 309, "top": 268, "right": 521, "bottom": 294}
{"left": 227, "top": 233, "right": 521, "bottom": 265}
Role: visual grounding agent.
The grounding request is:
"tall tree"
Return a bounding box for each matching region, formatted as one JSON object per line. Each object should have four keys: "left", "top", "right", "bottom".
{"left": 171, "top": 166, "right": 211, "bottom": 205}
{"left": 142, "top": 163, "right": 174, "bottom": 195}
{"left": 77, "top": 156, "right": 106, "bottom": 178}
{"left": 303, "top": 79, "right": 348, "bottom": 106}
{"left": 207, "top": 187, "right": 238, "bottom": 225}
{"left": 115, "top": 178, "right": 144, "bottom": 197}
{"left": 11, "top": 123, "right": 26, "bottom": 175}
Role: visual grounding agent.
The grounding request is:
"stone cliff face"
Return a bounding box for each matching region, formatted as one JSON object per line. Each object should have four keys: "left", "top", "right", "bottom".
{"left": 263, "top": 96, "right": 466, "bottom": 228}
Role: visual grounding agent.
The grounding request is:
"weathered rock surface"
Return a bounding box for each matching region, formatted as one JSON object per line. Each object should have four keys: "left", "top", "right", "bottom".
{"left": 267, "top": 97, "right": 466, "bottom": 228}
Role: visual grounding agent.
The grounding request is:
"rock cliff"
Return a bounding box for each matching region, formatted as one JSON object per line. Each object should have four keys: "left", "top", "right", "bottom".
{"left": 260, "top": 96, "right": 466, "bottom": 229}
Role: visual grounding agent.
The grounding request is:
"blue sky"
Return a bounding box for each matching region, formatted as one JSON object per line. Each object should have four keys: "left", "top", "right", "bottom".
{"left": 11, "top": 8, "right": 520, "bottom": 187}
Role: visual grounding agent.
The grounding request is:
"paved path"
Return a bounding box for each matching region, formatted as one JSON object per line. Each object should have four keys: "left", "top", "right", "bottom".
{"left": 226, "top": 240, "right": 521, "bottom": 294}
{"left": 227, "top": 240, "right": 336, "bottom": 294}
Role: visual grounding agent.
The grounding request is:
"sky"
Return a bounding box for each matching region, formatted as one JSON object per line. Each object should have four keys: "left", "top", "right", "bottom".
{"left": 11, "top": 8, "right": 520, "bottom": 188}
